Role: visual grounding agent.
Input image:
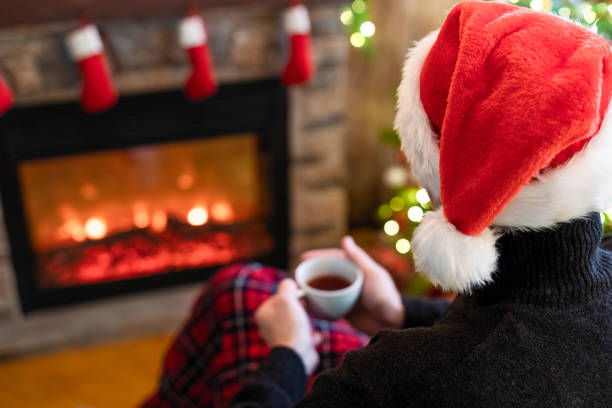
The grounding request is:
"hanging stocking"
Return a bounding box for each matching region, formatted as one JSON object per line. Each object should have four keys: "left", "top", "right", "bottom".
{"left": 66, "top": 22, "right": 118, "bottom": 113}
{"left": 179, "top": 9, "right": 217, "bottom": 101}
{"left": 282, "top": 0, "right": 315, "bottom": 86}
{"left": 0, "top": 74, "right": 13, "bottom": 116}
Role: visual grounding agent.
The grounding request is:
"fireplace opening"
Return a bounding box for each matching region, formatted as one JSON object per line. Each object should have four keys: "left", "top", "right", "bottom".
{"left": 0, "top": 80, "right": 288, "bottom": 312}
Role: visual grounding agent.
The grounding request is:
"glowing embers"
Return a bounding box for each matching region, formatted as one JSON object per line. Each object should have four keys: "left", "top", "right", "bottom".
{"left": 36, "top": 219, "right": 274, "bottom": 288}
{"left": 187, "top": 206, "right": 209, "bottom": 226}
{"left": 84, "top": 217, "right": 107, "bottom": 240}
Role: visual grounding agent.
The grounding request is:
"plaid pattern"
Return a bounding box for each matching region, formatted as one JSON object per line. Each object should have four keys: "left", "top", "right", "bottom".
{"left": 142, "top": 263, "right": 370, "bottom": 408}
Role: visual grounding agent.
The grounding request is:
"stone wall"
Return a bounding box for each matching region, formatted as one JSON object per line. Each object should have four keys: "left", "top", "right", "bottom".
{"left": 0, "top": 3, "right": 349, "bottom": 357}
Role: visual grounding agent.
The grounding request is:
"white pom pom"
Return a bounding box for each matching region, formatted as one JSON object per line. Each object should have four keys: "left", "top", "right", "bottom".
{"left": 411, "top": 208, "right": 500, "bottom": 293}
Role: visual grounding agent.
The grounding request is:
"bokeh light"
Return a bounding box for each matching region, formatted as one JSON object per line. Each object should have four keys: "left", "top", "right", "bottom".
{"left": 384, "top": 220, "right": 400, "bottom": 236}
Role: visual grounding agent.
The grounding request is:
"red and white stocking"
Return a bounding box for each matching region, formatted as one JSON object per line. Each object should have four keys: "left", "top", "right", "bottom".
{"left": 281, "top": 0, "right": 315, "bottom": 86}
{"left": 66, "top": 23, "right": 118, "bottom": 113}
{"left": 179, "top": 12, "right": 217, "bottom": 101}
{"left": 0, "top": 74, "right": 13, "bottom": 116}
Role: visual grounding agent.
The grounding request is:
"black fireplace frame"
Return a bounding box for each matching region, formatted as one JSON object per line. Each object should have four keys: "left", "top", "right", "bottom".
{"left": 0, "top": 79, "right": 289, "bottom": 313}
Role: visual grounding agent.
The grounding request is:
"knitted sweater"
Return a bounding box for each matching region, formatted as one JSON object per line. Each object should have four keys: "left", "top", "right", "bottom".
{"left": 230, "top": 213, "right": 612, "bottom": 407}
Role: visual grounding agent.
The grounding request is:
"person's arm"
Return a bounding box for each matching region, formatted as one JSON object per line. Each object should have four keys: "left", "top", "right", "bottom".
{"left": 228, "top": 279, "right": 319, "bottom": 408}
{"left": 228, "top": 347, "right": 307, "bottom": 408}
{"left": 401, "top": 296, "right": 450, "bottom": 328}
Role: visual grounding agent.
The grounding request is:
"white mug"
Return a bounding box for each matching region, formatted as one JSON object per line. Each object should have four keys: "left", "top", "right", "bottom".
{"left": 295, "top": 257, "right": 364, "bottom": 320}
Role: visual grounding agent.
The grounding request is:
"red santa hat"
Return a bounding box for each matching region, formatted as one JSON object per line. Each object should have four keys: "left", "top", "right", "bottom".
{"left": 395, "top": 1, "right": 612, "bottom": 293}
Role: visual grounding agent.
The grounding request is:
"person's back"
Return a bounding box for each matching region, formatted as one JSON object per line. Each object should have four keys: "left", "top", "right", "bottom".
{"left": 299, "top": 214, "right": 612, "bottom": 407}
{"left": 148, "top": 3, "right": 612, "bottom": 407}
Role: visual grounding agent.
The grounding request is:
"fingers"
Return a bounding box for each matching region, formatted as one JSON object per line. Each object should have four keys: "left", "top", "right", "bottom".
{"left": 312, "top": 331, "right": 323, "bottom": 347}
{"left": 342, "top": 236, "right": 383, "bottom": 272}
{"left": 277, "top": 278, "right": 298, "bottom": 297}
{"left": 300, "top": 248, "right": 346, "bottom": 261}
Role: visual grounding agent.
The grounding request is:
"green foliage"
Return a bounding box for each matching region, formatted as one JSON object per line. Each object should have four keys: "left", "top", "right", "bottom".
{"left": 489, "top": 0, "right": 612, "bottom": 41}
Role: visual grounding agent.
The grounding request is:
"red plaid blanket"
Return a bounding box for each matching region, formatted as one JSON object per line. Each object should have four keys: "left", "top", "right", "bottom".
{"left": 142, "top": 263, "right": 369, "bottom": 407}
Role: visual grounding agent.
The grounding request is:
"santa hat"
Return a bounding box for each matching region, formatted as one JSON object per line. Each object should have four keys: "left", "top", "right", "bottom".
{"left": 395, "top": 1, "right": 612, "bottom": 293}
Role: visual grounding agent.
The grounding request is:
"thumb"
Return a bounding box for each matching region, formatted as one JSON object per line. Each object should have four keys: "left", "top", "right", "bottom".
{"left": 342, "top": 236, "right": 382, "bottom": 271}
{"left": 277, "top": 278, "right": 299, "bottom": 298}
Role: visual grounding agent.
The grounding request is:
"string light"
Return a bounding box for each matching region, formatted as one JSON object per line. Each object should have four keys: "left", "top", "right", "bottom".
{"left": 350, "top": 32, "right": 366, "bottom": 48}
{"left": 360, "top": 21, "right": 376, "bottom": 37}
{"left": 352, "top": 0, "right": 366, "bottom": 14}
{"left": 384, "top": 220, "right": 400, "bottom": 236}
{"left": 378, "top": 204, "right": 393, "bottom": 220}
{"left": 407, "top": 206, "right": 424, "bottom": 223}
{"left": 584, "top": 9, "right": 597, "bottom": 25}
{"left": 489, "top": 1, "right": 612, "bottom": 40}
{"left": 529, "top": 0, "right": 543, "bottom": 11}
{"left": 390, "top": 196, "right": 404, "bottom": 212}
{"left": 340, "top": 9, "right": 353, "bottom": 25}
{"left": 416, "top": 188, "right": 430, "bottom": 205}
{"left": 558, "top": 7, "right": 571, "bottom": 19}
{"left": 395, "top": 239, "right": 411, "bottom": 254}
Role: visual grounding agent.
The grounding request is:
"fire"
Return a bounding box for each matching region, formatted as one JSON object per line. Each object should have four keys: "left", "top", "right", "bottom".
{"left": 132, "top": 202, "right": 150, "bottom": 229}
{"left": 177, "top": 173, "right": 195, "bottom": 190}
{"left": 150, "top": 210, "right": 168, "bottom": 233}
{"left": 187, "top": 206, "right": 208, "bottom": 226}
{"left": 64, "top": 219, "right": 86, "bottom": 242}
{"left": 84, "top": 217, "right": 107, "bottom": 240}
{"left": 211, "top": 202, "right": 235, "bottom": 223}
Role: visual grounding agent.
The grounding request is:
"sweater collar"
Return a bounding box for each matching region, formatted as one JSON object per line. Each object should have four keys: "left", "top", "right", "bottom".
{"left": 473, "top": 212, "right": 612, "bottom": 307}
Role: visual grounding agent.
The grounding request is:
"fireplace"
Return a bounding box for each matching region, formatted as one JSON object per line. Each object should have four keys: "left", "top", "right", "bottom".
{"left": 0, "top": 79, "right": 288, "bottom": 313}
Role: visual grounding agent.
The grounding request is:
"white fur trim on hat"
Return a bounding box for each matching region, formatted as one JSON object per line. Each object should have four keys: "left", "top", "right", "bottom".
{"left": 394, "top": 30, "right": 441, "bottom": 200}
{"left": 179, "top": 16, "right": 207, "bottom": 49}
{"left": 493, "top": 103, "right": 612, "bottom": 229}
{"left": 285, "top": 5, "right": 311, "bottom": 35}
{"left": 66, "top": 24, "right": 104, "bottom": 61}
{"left": 412, "top": 208, "right": 500, "bottom": 293}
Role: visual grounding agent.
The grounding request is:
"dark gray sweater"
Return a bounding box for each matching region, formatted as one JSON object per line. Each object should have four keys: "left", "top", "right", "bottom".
{"left": 230, "top": 213, "right": 612, "bottom": 407}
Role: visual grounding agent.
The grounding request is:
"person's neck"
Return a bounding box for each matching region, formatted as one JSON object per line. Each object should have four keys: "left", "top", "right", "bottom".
{"left": 473, "top": 213, "right": 612, "bottom": 307}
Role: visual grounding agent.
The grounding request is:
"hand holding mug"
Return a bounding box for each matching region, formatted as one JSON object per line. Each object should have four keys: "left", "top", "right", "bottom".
{"left": 301, "top": 236, "right": 404, "bottom": 336}
{"left": 254, "top": 279, "right": 321, "bottom": 375}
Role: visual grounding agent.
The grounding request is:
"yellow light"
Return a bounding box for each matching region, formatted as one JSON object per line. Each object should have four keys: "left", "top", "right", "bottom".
{"left": 133, "top": 211, "right": 150, "bottom": 229}
{"left": 584, "top": 10, "right": 597, "bottom": 25}
{"left": 509, "top": 0, "right": 519, "bottom": 3}
{"left": 395, "top": 238, "right": 411, "bottom": 254}
{"left": 350, "top": 32, "right": 366, "bottom": 48}
{"left": 150, "top": 210, "right": 168, "bottom": 233}
{"left": 407, "top": 206, "right": 424, "bottom": 223}
{"left": 132, "top": 202, "right": 150, "bottom": 229}
{"left": 384, "top": 220, "right": 400, "bottom": 236}
{"left": 177, "top": 173, "right": 195, "bottom": 190}
{"left": 187, "top": 206, "right": 208, "bottom": 226}
{"left": 211, "top": 202, "right": 235, "bottom": 223}
{"left": 378, "top": 204, "right": 392, "bottom": 220}
{"left": 601, "top": 213, "right": 606, "bottom": 224}
{"left": 64, "top": 219, "right": 85, "bottom": 242}
{"left": 558, "top": 7, "right": 571, "bottom": 19}
{"left": 416, "top": 188, "right": 430, "bottom": 205}
{"left": 85, "top": 217, "right": 107, "bottom": 240}
{"left": 403, "top": 189, "right": 418, "bottom": 205}
{"left": 389, "top": 197, "right": 404, "bottom": 212}
{"left": 80, "top": 183, "right": 98, "bottom": 200}
{"left": 530, "top": 0, "right": 543, "bottom": 11}
{"left": 352, "top": 0, "right": 366, "bottom": 14}
{"left": 340, "top": 9, "right": 353, "bottom": 25}
{"left": 360, "top": 21, "right": 375, "bottom": 37}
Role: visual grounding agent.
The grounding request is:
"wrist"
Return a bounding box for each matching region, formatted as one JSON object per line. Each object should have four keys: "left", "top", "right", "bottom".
{"left": 384, "top": 301, "right": 405, "bottom": 330}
